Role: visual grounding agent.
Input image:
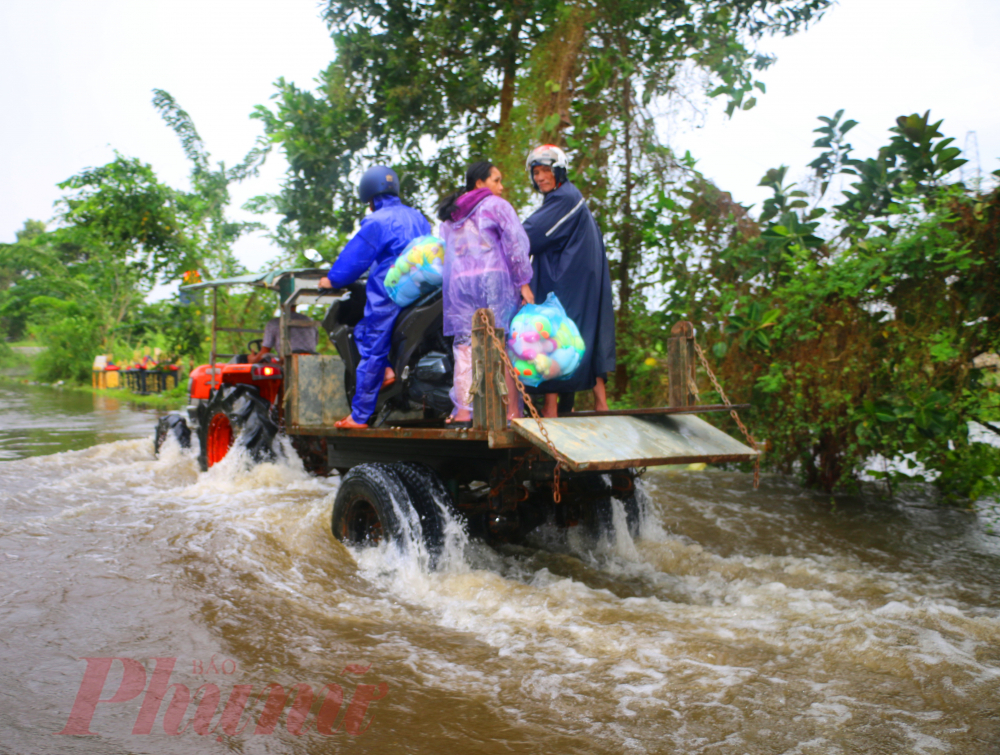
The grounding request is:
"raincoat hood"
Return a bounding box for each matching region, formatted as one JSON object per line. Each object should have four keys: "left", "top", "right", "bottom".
{"left": 451, "top": 187, "right": 493, "bottom": 222}
{"left": 440, "top": 193, "right": 532, "bottom": 340}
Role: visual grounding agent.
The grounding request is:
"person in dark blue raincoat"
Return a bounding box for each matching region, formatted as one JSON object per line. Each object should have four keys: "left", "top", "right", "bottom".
{"left": 318, "top": 165, "right": 431, "bottom": 428}
{"left": 522, "top": 145, "right": 616, "bottom": 417}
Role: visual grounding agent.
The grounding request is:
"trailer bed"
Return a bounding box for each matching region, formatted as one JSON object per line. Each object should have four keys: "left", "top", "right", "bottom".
{"left": 511, "top": 413, "right": 758, "bottom": 472}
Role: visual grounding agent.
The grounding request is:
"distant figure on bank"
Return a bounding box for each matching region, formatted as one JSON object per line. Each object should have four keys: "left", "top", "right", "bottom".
{"left": 438, "top": 161, "right": 534, "bottom": 426}
{"left": 522, "top": 144, "right": 616, "bottom": 416}
{"left": 318, "top": 165, "right": 431, "bottom": 428}
{"left": 247, "top": 305, "right": 317, "bottom": 364}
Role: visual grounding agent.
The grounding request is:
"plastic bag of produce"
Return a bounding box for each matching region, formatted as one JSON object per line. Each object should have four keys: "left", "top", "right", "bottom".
{"left": 506, "top": 293, "right": 585, "bottom": 387}
{"left": 384, "top": 235, "right": 446, "bottom": 307}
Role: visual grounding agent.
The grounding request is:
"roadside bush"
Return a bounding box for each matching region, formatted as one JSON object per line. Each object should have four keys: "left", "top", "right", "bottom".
{"left": 0, "top": 325, "right": 12, "bottom": 365}
{"left": 29, "top": 298, "right": 104, "bottom": 383}
{"left": 628, "top": 111, "right": 1000, "bottom": 499}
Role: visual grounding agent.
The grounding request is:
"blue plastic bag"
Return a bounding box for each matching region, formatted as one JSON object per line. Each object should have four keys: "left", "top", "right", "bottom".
{"left": 384, "top": 235, "right": 446, "bottom": 307}
{"left": 506, "top": 293, "right": 586, "bottom": 387}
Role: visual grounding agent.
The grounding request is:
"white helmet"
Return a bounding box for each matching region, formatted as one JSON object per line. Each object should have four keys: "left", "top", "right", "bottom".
{"left": 525, "top": 144, "right": 569, "bottom": 191}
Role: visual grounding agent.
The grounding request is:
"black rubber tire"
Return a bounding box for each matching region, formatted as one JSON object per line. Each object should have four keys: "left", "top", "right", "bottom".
{"left": 331, "top": 463, "right": 453, "bottom": 566}
{"left": 154, "top": 413, "right": 191, "bottom": 455}
{"left": 393, "top": 462, "right": 462, "bottom": 567}
{"left": 197, "top": 384, "right": 279, "bottom": 472}
{"left": 331, "top": 463, "right": 411, "bottom": 548}
{"left": 581, "top": 471, "right": 643, "bottom": 540}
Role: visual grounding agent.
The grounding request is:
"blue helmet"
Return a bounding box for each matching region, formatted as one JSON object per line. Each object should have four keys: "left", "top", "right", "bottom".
{"left": 358, "top": 165, "right": 400, "bottom": 203}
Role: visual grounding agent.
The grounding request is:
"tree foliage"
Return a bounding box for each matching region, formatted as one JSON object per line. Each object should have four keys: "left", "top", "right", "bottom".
{"left": 253, "top": 0, "right": 831, "bottom": 264}
{"left": 628, "top": 111, "right": 999, "bottom": 498}
{"left": 0, "top": 91, "right": 269, "bottom": 381}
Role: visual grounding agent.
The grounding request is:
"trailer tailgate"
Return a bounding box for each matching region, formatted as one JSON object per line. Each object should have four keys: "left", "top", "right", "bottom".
{"left": 510, "top": 414, "right": 758, "bottom": 471}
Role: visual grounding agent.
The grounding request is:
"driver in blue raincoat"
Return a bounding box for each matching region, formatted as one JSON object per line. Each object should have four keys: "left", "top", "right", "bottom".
{"left": 318, "top": 165, "right": 431, "bottom": 428}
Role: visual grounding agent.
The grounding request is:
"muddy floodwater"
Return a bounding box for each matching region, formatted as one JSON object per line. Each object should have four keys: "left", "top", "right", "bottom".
{"left": 1, "top": 382, "right": 998, "bottom": 754}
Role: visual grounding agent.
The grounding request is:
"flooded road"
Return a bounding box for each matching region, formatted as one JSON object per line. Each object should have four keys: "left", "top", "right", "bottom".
{"left": 1, "top": 383, "right": 998, "bottom": 753}
{"left": 0, "top": 382, "right": 157, "bottom": 460}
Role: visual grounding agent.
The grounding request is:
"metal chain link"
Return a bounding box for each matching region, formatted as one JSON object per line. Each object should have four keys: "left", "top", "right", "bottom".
{"left": 478, "top": 310, "right": 569, "bottom": 503}
{"left": 692, "top": 342, "right": 761, "bottom": 489}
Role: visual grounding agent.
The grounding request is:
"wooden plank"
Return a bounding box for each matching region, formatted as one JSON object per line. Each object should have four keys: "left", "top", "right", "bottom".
{"left": 287, "top": 425, "right": 492, "bottom": 441}
{"left": 511, "top": 414, "right": 758, "bottom": 471}
{"left": 471, "top": 308, "right": 507, "bottom": 433}
{"left": 488, "top": 429, "right": 531, "bottom": 448}
{"left": 668, "top": 321, "right": 697, "bottom": 407}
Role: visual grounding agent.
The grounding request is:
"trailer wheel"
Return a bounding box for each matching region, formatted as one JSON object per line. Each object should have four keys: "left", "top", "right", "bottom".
{"left": 154, "top": 413, "right": 191, "bottom": 455}
{"left": 197, "top": 385, "right": 279, "bottom": 471}
{"left": 393, "top": 463, "right": 461, "bottom": 566}
{"left": 331, "top": 464, "right": 409, "bottom": 547}
{"left": 331, "top": 463, "right": 453, "bottom": 565}
{"left": 583, "top": 471, "right": 643, "bottom": 540}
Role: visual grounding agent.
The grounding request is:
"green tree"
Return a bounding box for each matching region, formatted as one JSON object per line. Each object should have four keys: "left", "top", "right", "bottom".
{"left": 152, "top": 89, "right": 269, "bottom": 280}
{"left": 631, "top": 111, "right": 999, "bottom": 498}
{"left": 1, "top": 91, "right": 273, "bottom": 382}
{"left": 0, "top": 220, "right": 53, "bottom": 341}
{"left": 5, "top": 156, "right": 195, "bottom": 381}
{"left": 252, "top": 0, "right": 831, "bottom": 294}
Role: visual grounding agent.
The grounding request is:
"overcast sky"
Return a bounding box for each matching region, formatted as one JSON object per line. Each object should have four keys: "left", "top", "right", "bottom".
{"left": 2, "top": 0, "right": 998, "bottom": 276}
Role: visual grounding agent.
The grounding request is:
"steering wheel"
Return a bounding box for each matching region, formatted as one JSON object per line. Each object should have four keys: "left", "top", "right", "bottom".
{"left": 247, "top": 338, "right": 263, "bottom": 354}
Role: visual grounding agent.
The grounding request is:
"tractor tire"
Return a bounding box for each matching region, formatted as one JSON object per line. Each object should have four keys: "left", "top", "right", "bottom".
{"left": 154, "top": 413, "right": 191, "bottom": 455}
{"left": 197, "top": 384, "right": 279, "bottom": 472}
{"left": 331, "top": 463, "right": 452, "bottom": 566}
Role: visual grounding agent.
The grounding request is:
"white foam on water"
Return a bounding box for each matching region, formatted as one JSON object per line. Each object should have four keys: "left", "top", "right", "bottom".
{"left": 329, "top": 471, "right": 1000, "bottom": 750}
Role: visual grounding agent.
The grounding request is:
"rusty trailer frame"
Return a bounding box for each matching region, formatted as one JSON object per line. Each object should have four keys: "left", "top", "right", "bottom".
{"left": 274, "top": 296, "right": 759, "bottom": 477}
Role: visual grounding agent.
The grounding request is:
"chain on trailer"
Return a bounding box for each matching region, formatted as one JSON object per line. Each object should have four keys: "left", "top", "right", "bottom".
{"left": 692, "top": 341, "right": 761, "bottom": 489}
{"left": 478, "top": 310, "right": 758, "bottom": 496}
{"left": 478, "top": 310, "right": 570, "bottom": 503}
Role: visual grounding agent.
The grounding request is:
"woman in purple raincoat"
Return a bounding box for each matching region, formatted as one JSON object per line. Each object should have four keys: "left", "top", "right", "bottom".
{"left": 438, "top": 161, "right": 534, "bottom": 425}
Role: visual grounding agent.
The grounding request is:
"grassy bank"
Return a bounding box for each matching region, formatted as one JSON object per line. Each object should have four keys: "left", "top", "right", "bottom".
{"left": 88, "top": 382, "right": 188, "bottom": 411}
{"left": 2, "top": 342, "right": 187, "bottom": 410}
{"left": 0, "top": 343, "right": 42, "bottom": 377}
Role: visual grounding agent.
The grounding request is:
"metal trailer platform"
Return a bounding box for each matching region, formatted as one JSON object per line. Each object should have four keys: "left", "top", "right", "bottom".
{"left": 281, "top": 309, "right": 758, "bottom": 476}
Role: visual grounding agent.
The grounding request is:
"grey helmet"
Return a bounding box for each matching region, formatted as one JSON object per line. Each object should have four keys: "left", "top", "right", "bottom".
{"left": 525, "top": 144, "right": 569, "bottom": 191}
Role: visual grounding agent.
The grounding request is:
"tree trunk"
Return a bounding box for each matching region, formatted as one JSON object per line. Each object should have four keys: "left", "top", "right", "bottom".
{"left": 613, "top": 49, "right": 636, "bottom": 398}
{"left": 497, "top": 4, "right": 524, "bottom": 134}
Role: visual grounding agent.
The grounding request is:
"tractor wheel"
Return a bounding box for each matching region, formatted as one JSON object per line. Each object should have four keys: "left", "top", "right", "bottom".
{"left": 331, "top": 463, "right": 452, "bottom": 565}
{"left": 154, "top": 413, "right": 191, "bottom": 455}
{"left": 197, "top": 384, "right": 279, "bottom": 472}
